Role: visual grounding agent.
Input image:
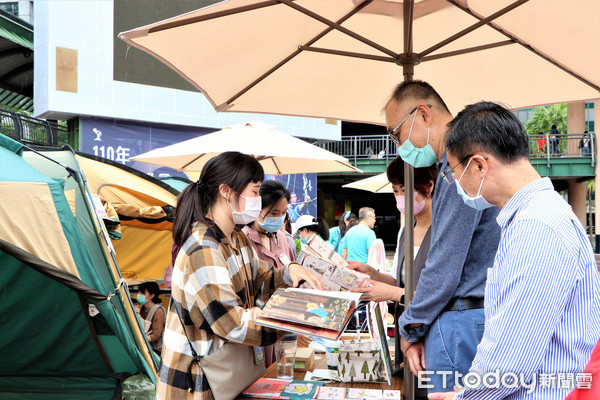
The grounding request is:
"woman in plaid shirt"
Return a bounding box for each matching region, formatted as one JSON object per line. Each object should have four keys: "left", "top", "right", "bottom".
{"left": 158, "top": 152, "right": 323, "bottom": 400}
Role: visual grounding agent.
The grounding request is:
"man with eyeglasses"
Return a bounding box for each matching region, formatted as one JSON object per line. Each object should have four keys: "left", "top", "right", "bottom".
{"left": 429, "top": 101, "right": 600, "bottom": 400}
{"left": 385, "top": 81, "right": 501, "bottom": 394}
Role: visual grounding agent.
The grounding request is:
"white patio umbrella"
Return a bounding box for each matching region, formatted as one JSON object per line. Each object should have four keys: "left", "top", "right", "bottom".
{"left": 119, "top": 0, "right": 600, "bottom": 125}
{"left": 129, "top": 121, "right": 360, "bottom": 175}
{"left": 343, "top": 173, "right": 392, "bottom": 193}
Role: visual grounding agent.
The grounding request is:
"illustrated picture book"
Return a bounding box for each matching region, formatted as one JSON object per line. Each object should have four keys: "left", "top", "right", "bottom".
{"left": 255, "top": 288, "right": 367, "bottom": 340}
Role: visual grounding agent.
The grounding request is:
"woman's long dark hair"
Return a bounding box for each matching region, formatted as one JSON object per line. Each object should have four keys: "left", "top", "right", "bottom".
{"left": 172, "top": 152, "right": 264, "bottom": 247}
{"left": 339, "top": 211, "right": 357, "bottom": 238}
{"left": 305, "top": 217, "right": 330, "bottom": 241}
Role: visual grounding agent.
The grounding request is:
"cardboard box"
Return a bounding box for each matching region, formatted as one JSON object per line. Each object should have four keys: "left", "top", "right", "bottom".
{"left": 294, "top": 347, "right": 316, "bottom": 371}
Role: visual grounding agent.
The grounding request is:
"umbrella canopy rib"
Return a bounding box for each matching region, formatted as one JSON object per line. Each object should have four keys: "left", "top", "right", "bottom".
{"left": 420, "top": 0, "right": 528, "bottom": 58}
{"left": 223, "top": 0, "right": 374, "bottom": 109}
{"left": 279, "top": 0, "right": 396, "bottom": 58}
{"left": 180, "top": 153, "right": 207, "bottom": 171}
{"left": 447, "top": 0, "right": 600, "bottom": 92}
{"left": 299, "top": 46, "right": 395, "bottom": 63}
{"left": 422, "top": 40, "right": 514, "bottom": 62}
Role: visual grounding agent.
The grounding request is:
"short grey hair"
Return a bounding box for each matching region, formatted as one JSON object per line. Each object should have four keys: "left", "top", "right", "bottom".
{"left": 358, "top": 207, "right": 375, "bottom": 221}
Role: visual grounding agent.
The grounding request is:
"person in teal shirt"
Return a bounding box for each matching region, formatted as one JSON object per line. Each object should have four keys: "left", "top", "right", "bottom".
{"left": 341, "top": 207, "right": 377, "bottom": 263}
{"left": 329, "top": 211, "right": 357, "bottom": 254}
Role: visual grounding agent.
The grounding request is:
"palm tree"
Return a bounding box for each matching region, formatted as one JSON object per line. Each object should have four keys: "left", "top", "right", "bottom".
{"left": 524, "top": 104, "right": 568, "bottom": 155}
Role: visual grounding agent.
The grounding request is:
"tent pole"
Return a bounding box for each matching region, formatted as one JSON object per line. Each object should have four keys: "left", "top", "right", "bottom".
{"left": 402, "top": 1, "right": 416, "bottom": 400}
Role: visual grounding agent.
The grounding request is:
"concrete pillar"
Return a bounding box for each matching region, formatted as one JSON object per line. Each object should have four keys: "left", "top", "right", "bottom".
{"left": 566, "top": 103, "right": 587, "bottom": 229}
{"left": 568, "top": 178, "right": 587, "bottom": 227}
{"left": 567, "top": 103, "right": 586, "bottom": 155}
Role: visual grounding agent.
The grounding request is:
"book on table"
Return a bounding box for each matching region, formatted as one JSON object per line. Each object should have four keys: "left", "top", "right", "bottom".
{"left": 241, "top": 378, "right": 324, "bottom": 399}
{"left": 255, "top": 288, "right": 367, "bottom": 341}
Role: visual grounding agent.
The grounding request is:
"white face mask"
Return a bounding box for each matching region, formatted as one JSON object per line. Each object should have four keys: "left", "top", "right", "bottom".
{"left": 228, "top": 194, "right": 262, "bottom": 225}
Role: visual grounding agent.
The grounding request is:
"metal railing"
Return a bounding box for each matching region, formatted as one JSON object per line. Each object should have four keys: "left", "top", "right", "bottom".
{"left": 318, "top": 135, "right": 398, "bottom": 165}
{"left": 529, "top": 133, "right": 595, "bottom": 168}
{"left": 0, "top": 109, "right": 68, "bottom": 146}
{"left": 319, "top": 133, "right": 596, "bottom": 168}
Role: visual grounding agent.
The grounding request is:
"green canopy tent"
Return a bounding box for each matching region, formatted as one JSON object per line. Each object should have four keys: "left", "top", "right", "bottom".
{"left": 0, "top": 133, "right": 157, "bottom": 399}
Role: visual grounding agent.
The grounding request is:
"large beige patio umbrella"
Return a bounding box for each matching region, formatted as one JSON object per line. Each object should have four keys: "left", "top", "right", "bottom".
{"left": 130, "top": 121, "right": 360, "bottom": 175}
{"left": 119, "top": 0, "right": 600, "bottom": 125}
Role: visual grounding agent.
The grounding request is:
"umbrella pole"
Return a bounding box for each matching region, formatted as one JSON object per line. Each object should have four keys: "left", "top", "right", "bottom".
{"left": 402, "top": 2, "right": 416, "bottom": 400}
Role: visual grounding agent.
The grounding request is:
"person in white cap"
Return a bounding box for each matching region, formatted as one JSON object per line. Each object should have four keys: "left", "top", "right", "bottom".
{"left": 294, "top": 214, "right": 330, "bottom": 245}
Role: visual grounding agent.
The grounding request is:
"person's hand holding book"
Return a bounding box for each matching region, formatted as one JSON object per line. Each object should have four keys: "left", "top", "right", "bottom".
{"left": 350, "top": 279, "right": 404, "bottom": 303}
{"left": 346, "top": 261, "right": 376, "bottom": 276}
{"left": 288, "top": 262, "right": 325, "bottom": 290}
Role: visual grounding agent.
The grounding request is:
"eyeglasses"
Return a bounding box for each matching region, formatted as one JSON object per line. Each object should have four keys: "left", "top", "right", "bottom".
{"left": 387, "top": 104, "right": 432, "bottom": 145}
{"left": 441, "top": 154, "right": 489, "bottom": 184}
{"left": 441, "top": 154, "right": 473, "bottom": 184}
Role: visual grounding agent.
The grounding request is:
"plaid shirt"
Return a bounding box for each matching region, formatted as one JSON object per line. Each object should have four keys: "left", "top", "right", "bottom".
{"left": 157, "top": 221, "right": 291, "bottom": 400}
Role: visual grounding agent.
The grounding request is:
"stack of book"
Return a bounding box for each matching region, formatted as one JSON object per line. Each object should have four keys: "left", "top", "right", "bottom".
{"left": 255, "top": 288, "right": 367, "bottom": 341}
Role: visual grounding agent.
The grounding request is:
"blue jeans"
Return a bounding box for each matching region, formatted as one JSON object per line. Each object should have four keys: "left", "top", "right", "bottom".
{"left": 422, "top": 305, "right": 485, "bottom": 393}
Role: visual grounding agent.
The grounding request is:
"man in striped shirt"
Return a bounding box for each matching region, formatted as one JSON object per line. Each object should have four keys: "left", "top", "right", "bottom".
{"left": 430, "top": 101, "right": 600, "bottom": 400}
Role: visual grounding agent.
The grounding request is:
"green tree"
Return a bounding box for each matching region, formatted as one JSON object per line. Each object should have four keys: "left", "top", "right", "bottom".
{"left": 524, "top": 104, "right": 567, "bottom": 136}
{"left": 361, "top": 361, "right": 369, "bottom": 378}
{"left": 349, "top": 364, "right": 356, "bottom": 382}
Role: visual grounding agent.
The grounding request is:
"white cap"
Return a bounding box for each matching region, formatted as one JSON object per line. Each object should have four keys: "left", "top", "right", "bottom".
{"left": 293, "top": 215, "right": 318, "bottom": 235}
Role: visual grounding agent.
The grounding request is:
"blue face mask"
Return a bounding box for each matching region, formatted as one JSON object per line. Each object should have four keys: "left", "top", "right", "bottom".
{"left": 300, "top": 237, "right": 309, "bottom": 244}
{"left": 259, "top": 215, "right": 285, "bottom": 233}
{"left": 397, "top": 111, "right": 437, "bottom": 167}
{"left": 456, "top": 158, "right": 494, "bottom": 210}
{"left": 136, "top": 293, "right": 147, "bottom": 305}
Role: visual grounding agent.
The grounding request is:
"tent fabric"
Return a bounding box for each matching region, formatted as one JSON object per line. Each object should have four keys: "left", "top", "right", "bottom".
{"left": 0, "top": 239, "right": 105, "bottom": 299}
{"left": 0, "top": 181, "right": 82, "bottom": 278}
{"left": 74, "top": 154, "right": 178, "bottom": 280}
{"left": 114, "top": 225, "right": 173, "bottom": 283}
{"left": 0, "top": 134, "right": 158, "bottom": 398}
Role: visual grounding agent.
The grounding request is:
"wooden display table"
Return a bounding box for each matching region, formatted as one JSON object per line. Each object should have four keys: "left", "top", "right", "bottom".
{"left": 237, "top": 353, "right": 403, "bottom": 398}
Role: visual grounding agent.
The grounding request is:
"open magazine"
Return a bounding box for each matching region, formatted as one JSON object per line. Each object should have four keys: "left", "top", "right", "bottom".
{"left": 298, "top": 235, "right": 370, "bottom": 291}
{"left": 255, "top": 288, "right": 368, "bottom": 340}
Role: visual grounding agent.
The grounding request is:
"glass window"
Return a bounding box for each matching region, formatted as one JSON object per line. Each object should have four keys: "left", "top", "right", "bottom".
{"left": 0, "top": 2, "right": 18, "bottom": 17}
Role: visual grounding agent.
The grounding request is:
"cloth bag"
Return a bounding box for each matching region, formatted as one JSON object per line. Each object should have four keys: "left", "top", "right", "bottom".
{"left": 199, "top": 342, "right": 265, "bottom": 400}
{"left": 172, "top": 300, "right": 265, "bottom": 400}
{"left": 337, "top": 338, "right": 386, "bottom": 383}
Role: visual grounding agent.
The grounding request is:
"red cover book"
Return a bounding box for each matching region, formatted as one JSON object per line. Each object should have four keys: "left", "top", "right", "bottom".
{"left": 241, "top": 378, "right": 291, "bottom": 399}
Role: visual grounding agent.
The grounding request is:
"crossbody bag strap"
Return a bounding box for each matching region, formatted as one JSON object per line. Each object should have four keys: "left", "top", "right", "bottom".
{"left": 170, "top": 297, "right": 201, "bottom": 393}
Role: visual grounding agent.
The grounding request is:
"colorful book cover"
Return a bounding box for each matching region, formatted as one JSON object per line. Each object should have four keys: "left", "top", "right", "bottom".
{"left": 346, "top": 388, "right": 383, "bottom": 399}
{"left": 260, "top": 288, "right": 360, "bottom": 331}
{"left": 281, "top": 380, "right": 324, "bottom": 400}
{"left": 316, "top": 386, "right": 347, "bottom": 399}
{"left": 241, "top": 378, "right": 291, "bottom": 399}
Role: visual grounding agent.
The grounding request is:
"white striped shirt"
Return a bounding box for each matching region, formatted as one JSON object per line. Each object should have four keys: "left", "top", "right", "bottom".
{"left": 456, "top": 178, "right": 600, "bottom": 400}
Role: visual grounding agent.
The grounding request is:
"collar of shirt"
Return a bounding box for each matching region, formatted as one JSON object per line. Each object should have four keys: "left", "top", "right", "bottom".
{"left": 496, "top": 177, "right": 554, "bottom": 229}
